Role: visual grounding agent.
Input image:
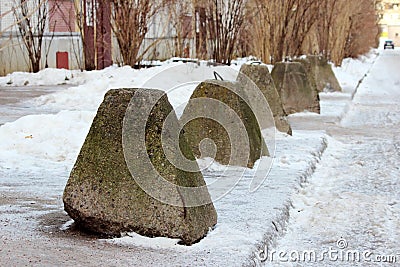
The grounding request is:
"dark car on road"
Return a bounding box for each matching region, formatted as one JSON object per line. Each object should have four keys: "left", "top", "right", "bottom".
{"left": 384, "top": 40, "right": 395, "bottom": 49}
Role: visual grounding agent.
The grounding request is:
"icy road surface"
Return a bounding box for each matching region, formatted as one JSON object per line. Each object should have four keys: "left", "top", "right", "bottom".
{"left": 0, "top": 85, "right": 69, "bottom": 125}
{"left": 265, "top": 49, "right": 400, "bottom": 266}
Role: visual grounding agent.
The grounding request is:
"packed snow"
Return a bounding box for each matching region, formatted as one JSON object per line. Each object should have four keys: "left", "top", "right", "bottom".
{"left": 264, "top": 49, "right": 400, "bottom": 266}
{"left": 1, "top": 49, "right": 397, "bottom": 266}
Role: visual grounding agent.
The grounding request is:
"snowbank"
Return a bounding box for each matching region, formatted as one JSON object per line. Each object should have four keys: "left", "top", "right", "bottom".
{"left": 332, "top": 49, "right": 379, "bottom": 95}
{"left": 0, "top": 68, "right": 79, "bottom": 87}
{"left": 0, "top": 111, "right": 94, "bottom": 169}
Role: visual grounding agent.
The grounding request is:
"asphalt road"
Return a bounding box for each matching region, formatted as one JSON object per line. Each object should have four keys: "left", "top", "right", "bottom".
{"left": 0, "top": 85, "right": 67, "bottom": 125}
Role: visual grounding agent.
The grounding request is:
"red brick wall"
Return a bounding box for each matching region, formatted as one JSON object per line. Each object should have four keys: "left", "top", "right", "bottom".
{"left": 49, "top": 0, "right": 76, "bottom": 32}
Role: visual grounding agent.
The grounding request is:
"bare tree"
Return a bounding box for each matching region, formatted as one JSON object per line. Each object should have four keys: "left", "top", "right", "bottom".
{"left": 315, "top": 0, "right": 338, "bottom": 59}
{"left": 249, "top": 0, "right": 318, "bottom": 64}
{"left": 245, "top": 1, "right": 271, "bottom": 63}
{"left": 72, "top": 0, "right": 87, "bottom": 70}
{"left": 205, "top": 0, "right": 245, "bottom": 65}
{"left": 309, "top": 0, "right": 379, "bottom": 65}
{"left": 236, "top": 8, "right": 253, "bottom": 58}
{"left": 285, "top": 0, "right": 318, "bottom": 57}
{"left": 247, "top": 0, "right": 378, "bottom": 65}
{"left": 13, "top": 0, "right": 51, "bottom": 73}
{"left": 111, "top": 0, "right": 170, "bottom": 67}
{"left": 166, "top": 0, "right": 193, "bottom": 58}
{"left": 343, "top": 0, "right": 379, "bottom": 59}
{"left": 50, "top": 0, "right": 110, "bottom": 70}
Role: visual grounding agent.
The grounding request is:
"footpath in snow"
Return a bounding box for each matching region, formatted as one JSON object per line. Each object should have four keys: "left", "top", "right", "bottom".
{"left": 0, "top": 51, "right": 382, "bottom": 266}
{"left": 263, "top": 50, "right": 400, "bottom": 266}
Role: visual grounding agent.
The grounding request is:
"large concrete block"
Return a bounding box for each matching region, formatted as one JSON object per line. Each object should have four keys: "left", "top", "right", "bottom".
{"left": 237, "top": 64, "right": 292, "bottom": 135}
{"left": 181, "top": 80, "right": 269, "bottom": 168}
{"left": 295, "top": 55, "right": 342, "bottom": 92}
{"left": 271, "top": 62, "right": 320, "bottom": 115}
{"left": 63, "top": 88, "right": 217, "bottom": 245}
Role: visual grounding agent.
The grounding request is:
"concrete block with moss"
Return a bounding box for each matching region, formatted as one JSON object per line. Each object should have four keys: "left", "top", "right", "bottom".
{"left": 237, "top": 64, "right": 292, "bottom": 135}
{"left": 271, "top": 62, "right": 320, "bottom": 115}
{"left": 181, "top": 80, "right": 269, "bottom": 168}
{"left": 63, "top": 88, "right": 217, "bottom": 245}
{"left": 295, "top": 55, "right": 342, "bottom": 92}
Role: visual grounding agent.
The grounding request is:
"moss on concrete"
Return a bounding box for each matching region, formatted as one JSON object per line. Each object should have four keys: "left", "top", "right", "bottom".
{"left": 63, "top": 88, "right": 217, "bottom": 245}
{"left": 238, "top": 64, "right": 292, "bottom": 135}
{"left": 181, "top": 80, "right": 268, "bottom": 168}
{"left": 271, "top": 62, "right": 320, "bottom": 115}
{"left": 295, "top": 55, "right": 342, "bottom": 92}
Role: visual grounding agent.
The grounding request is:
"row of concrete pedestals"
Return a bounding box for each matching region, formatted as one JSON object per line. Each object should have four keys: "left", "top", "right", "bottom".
{"left": 63, "top": 55, "right": 341, "bottom": 245}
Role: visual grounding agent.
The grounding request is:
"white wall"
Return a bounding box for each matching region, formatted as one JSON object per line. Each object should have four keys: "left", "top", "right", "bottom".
{"left": 0, "top": 33, "right": 83, "bottom": 75}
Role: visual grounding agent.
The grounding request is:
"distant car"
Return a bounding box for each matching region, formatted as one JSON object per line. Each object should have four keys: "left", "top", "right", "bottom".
{"left": 384, "top": 40, "right": 395, "bottom": 49}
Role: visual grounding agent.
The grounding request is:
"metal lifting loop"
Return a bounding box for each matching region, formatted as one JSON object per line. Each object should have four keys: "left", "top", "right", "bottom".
{"left": 213, "top": 71, "right": 224, "bottom": 81}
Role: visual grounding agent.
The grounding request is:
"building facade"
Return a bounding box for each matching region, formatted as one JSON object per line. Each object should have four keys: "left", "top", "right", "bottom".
{"left": 0, "top": 0, "right": 83, "bottom": 75}
{"left": 377, "top": 0, "right": 400, "bottom": 45}
{"left": 0, "top": 0, "right": 206, "bottom": 75}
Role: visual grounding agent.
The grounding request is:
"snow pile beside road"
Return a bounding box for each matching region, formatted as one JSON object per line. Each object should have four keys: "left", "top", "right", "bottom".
{"left": 341, "top": 48, "right": 400, "bottom": 128}
{"left": 0, "top": 111, "right": 94, "bottom": 170}
{"left": 0, "top": 63, "right": 237, "bottom": 170}
{"left": 26, "top": 63, "right": 238, "bottom": 113}
{"left": 332, "top": 49, "right": 378, "bottom": 94}
{"left": 0, "top": 68, "right": 80, "bottom": 87}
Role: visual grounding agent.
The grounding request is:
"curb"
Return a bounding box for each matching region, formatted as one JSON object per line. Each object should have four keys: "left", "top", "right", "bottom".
{"left": 247, "top": 136, "right": 329, "bottom": 267}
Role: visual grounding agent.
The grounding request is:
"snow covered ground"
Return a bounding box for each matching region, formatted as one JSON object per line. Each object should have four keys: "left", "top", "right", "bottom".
{"left": 1, "top": 49, "right": 396, "bottom": 266}
{"left": 264, "top": 49, "right": 400, "bottom": 266}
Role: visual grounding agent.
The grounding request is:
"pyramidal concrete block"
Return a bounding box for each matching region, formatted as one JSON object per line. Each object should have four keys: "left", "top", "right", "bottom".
{"left": 181, "top": 80, "right": 269, "bottom": 168}
{"left": 271, "top": 62, "right": 320, "bottom": 115}
{"left": 238, "top": 64, "right": 292, "bottom": 135}
{"left": 63, "top": 88, "right": 217, "bottom": 245}
{"left": 295, "top": 55, "right": 342, "bottom": 93}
